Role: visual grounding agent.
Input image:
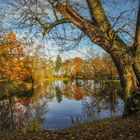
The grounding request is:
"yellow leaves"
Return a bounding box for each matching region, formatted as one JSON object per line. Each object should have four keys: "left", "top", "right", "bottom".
{"left": 6, "top": 32, "right": 17, "bottom": 42}
{"left": 73, "top": 57, "right": 84, "bottom": 73}
{"left": 0, "top": 32, "right": 31, "bottom": 81}
{"left": 24, "top": 83, "right": 32, "bottom": 89}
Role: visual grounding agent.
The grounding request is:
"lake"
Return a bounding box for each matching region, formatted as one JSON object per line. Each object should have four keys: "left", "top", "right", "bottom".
{"left": 0, "top": 80, "right": 124, "bottom": 132}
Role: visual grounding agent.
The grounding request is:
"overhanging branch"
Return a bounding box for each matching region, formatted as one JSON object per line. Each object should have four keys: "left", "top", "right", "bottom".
{"left": 43, "top": 18, "right": 70, "bottom": 36}
{"left": 55, "top": 2, "right": 113, "bottom": 51}
{"left": 55, "top": 2, "right": 130, "bottom": 59}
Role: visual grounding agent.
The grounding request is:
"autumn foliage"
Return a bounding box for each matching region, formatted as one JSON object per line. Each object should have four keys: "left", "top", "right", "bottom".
{"left": 0, "top": 32, "right": 31, "bottom": 81}
{"left": 60, "top": 55, "right": 118, "bottom": 80}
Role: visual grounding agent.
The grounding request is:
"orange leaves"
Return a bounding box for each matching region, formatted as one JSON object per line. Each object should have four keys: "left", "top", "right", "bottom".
{"left": 90, "top": 55, "right": 118, "bottom": 79}
{"left": 74, "top": 87, "right": 84, "bottom": 100}
{"left": 8, "top": 58, "right": 31, "bottom": 80}
{"left": 63, "top": 85, "right": 84, "bottom": 100}
{"left": 18, "top": 97, "right": 31, "bottom": 106}
{"left": 73, "top": 57, "right": 83, "bottom": 72}
{"left": 0, "top": 32, "right": 31, "bottom": 81}
{"left": 61, "top": 54, "right": 118, "bottom": 80}
{"left": 6, "top": 32, "right": 17, "bottom": 42}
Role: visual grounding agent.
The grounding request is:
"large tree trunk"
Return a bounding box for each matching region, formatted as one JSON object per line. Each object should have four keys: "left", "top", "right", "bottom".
{"left": 55, "top": 1, "right": 140, "bottom": 115}
{"left": 133, "top": 57, "right": 140, "bottom": 84}
{"left": 111, "top": 56, "right": 139, "bottom": 115}
{"left": 133, "top": 1, "right": 140, "bottom": 84}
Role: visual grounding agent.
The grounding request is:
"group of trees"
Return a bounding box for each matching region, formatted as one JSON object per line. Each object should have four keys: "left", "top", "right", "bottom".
{"left": 7, "top": 0, "right": 140, "bottom": 115}
{"left": 0, "top": 32, "right": 117, "bottom": 81}
{"left": 0, "top": 0, "right": 140, "bottom": 115}
{"left": 0, "top": 32, "right": 55, "bottom": 83}
{"left": 60, "top": 55, "right": 118, "bottom": 80}
{"left": 0, "top": 32, "right": 55, "bottom": 88}
{"left": 0, "top": 32, "right": 31, "bottom": 81}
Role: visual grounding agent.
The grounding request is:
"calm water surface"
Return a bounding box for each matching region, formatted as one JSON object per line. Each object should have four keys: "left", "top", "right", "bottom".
{"left": 0, "top": 80, "right": 124, "bottom": 131}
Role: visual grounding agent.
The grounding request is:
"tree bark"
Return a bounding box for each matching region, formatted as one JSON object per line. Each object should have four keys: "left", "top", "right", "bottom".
{"left": 133, "top": 1, "right": 140, "bottom": 84}
{"left": 86, "top": 0, "right": 110, "bottom": 32}
{"left": 111, "top": 55, "right": 139, "bottom": 115}
{"left": 133, "top": 57, "right": 140, "bottom": 84}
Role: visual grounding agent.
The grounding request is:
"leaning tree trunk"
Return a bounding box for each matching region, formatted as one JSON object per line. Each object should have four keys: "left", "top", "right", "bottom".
{"left": 54, "top": 1, "right": 140, "bottom": 115}
{"left": 111, "top": 55, "right": 139, "bottom": 115}
{"left": 133, "top": 56, "right": 140, "bottom": 84}
{"left": 133, "top": 1, "right": 140, "bottom": 84}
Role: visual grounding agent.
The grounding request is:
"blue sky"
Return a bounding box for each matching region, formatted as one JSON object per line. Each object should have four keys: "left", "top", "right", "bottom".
{"left": 0, "top": 0, "right": 138, "bottom": 60}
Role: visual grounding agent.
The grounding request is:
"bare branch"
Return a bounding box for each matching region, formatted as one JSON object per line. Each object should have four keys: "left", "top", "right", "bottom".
{"left": 43, "top": 18, "right": 70, "bottom": 36}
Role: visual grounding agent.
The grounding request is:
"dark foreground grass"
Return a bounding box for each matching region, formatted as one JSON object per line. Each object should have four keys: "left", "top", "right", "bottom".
{"left": 1, "top": 115, "right": 140, "bottom": 140}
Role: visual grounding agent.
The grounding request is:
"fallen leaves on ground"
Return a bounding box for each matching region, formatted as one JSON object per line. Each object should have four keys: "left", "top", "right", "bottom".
{"left": 1, "top": 116, "right": 140, "bottom": 140}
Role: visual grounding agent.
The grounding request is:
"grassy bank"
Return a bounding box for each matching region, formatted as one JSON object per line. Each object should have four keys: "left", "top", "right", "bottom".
{"left": 1, "top": 115, "right": 140, "bottom": 140}
{"left": 44, "top": 77, "right": 70, "bottom": 81}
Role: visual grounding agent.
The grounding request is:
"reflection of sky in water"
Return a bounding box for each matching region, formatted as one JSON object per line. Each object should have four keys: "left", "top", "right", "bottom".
{"left": 42, "top": 81, "right": 124, "bottom": 130}
{"left": 42, "top": 95, "right": 124, "bottom": 130}
{"left": 0, "top": 80, "right": 124, "bottom": 131}
{"left": 93, "top": 99, "right": 124, "bottom": 119}
{"left": 43, "top": 97, "right": 82, "bottom": 130}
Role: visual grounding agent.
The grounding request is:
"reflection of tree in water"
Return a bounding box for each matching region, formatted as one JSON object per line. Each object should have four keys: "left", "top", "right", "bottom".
{"left": 61, "top": 80, "right": 85, "bottom": 101}
{"left": 55, "top": 87, "right": 63, "bottom": 103}
{"left": 74, "top": 86, "right": 84, "bottom": 100}
{"left": 54, "top": 80, "right": 100, "bottom": 101}
{"left": 0, "top": 87, "right": 49, "bottom": 133}
{"left": 44, "top": 81, "right": 56, "bottom": 101}
{"left": 63, "top": 80, "right": 69, "bottom": 86}
{"left": 81, "top": 84, "right": 124, "bottom": 121}
{"left": 0, "top": 81, "right": 53, "bottom": 133}
{"left": 24, "top": 96, "right": 48, "bottom": 132}
{"left": 0, "top": 98, "right": 13, "bottom": 132}
{"left": 0, "top": 80, "right": 124, "bottom": 132}
{"left": 69, "top": 82, "right": 124, "bottom": 125}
